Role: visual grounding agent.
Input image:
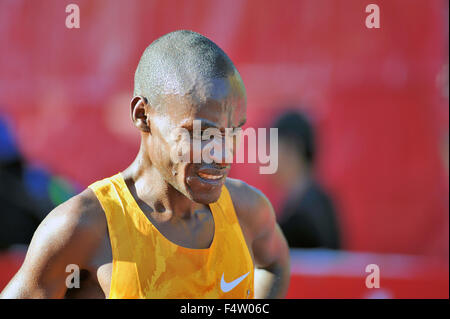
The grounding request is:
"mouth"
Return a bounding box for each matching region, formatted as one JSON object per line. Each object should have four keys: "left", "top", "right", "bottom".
{"left": 197, "top": 172, "right": 224, "bottom": 181}
{"left": 194, "top": 165, "right": 229, "bottom": 185}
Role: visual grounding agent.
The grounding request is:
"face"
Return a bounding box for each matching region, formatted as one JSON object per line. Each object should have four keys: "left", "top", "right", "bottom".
{"left": 138, "top": 74, "right": 246, "bottom": 204}
{"left": 273, "top": 138, "right": 304, "bottom": 187}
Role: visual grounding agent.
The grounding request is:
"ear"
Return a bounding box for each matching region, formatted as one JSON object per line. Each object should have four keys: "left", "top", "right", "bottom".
{"left": 130, "top": 96, "right": 151, "bottom": 133}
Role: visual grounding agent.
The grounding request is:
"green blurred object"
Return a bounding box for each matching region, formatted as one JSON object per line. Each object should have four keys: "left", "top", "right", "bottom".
{"left": 48, "top": 176, "right": 75, "bottom": 206}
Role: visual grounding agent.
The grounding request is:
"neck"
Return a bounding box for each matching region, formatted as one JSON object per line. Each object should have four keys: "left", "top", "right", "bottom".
{"left": 121, "top": 140, "right": 198, "bottom": 221}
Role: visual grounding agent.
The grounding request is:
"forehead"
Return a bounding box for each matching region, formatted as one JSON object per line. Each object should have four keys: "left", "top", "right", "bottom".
{"left": 157, "top": 76, "right": 246, "bottom": 128}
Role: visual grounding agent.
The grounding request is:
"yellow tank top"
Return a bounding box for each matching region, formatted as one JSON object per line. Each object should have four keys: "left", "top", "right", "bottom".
{"left": 88, "top": 173, "right": 254, "bottom": 299}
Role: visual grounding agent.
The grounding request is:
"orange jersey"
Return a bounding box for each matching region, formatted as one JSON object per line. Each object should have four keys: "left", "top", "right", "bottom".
{"left": 88, "top": 173, "right": 254, "bottom": 299}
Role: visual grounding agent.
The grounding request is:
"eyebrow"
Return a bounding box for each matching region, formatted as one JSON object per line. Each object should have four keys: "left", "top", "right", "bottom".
{"left": 180, "top": 119, "right": 219, "bottom": 131}
{"left": 181, "top": 118, "right": 246, "bottom": 130}
{"left": 238, "top": 119, "right": 247, "bottom": 127}
{"left": 198, "top": 119, "right": 220, "bottom": 129}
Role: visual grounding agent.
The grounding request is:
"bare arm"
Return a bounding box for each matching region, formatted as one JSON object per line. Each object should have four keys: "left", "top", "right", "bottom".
{"left": 0, "top": 189, "right": 105, "bottom": 299}
{"left": 226, "top": 179, "right": 290, "bottom": 299}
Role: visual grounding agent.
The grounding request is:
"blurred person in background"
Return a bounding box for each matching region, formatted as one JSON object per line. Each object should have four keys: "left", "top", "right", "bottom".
{"left": 272, "top": 110, "right": 341, "bottom": 249}
{"left": 0, "top": 114, "right": 75, "bottom": 250}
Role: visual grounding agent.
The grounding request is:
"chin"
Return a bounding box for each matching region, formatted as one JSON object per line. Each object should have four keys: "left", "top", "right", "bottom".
{"left": 190, "top": 189, "right": 222, "bottom": 204}
{"left": 184, "top": 173, "right": 226, "bottom": 204}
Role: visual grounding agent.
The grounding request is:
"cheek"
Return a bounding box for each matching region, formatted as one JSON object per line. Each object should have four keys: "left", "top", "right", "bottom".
{"left": 173, "top": 137, "right": 194, "bottom": 163}
{"left": 147, "top": 135, "right": 173, "bottom": 171}
{"left": 149, "top": 135, "right": 192, "bottom": 186}
{"left": 276, "top": 147, "right": 294, "bottom": 177}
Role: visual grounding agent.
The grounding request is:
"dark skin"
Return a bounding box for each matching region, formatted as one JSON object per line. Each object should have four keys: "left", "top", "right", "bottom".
{"left": 0, "top": 73, "right": 290, "bottom": 299}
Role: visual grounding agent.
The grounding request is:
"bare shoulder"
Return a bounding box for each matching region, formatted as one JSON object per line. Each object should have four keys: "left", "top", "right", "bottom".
{"left": 225, "top": 178, "right": 276, "bottom": 241}
{"left": 0, "top": 187, "right": 106, "bottom": 298}
{"left": 225, "top": 178, "right": 271, "bottom": 214}
{"left": 34, "top": 187, "right": 106, "bottom": 250}
{"left": 225, "top": 178, "right": 289, "bottom": 273}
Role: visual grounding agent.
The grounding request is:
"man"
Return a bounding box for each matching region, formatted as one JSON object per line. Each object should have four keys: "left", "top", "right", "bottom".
{"left": 1, "top": 30, "right": 290, "bottom": 299}
{"left": 273, "top": 110, "right": 340, "bottom": 249}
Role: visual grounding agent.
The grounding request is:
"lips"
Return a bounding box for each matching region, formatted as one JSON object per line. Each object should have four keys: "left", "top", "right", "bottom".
{"left": 198, "top": 172, "right": 224, "bottom": 180}
{"left": 195, "top": 165, "right": 229, "bottom": 184}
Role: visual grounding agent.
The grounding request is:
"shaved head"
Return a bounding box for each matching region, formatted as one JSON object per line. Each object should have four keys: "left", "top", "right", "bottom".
{"left": 134, "top": 30, "right": 244, "bottom": 108}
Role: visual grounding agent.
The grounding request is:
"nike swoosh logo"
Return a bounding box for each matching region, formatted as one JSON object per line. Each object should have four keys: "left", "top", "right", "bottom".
{"left": 220, "top": 272, "right": 250, "bottom": 293}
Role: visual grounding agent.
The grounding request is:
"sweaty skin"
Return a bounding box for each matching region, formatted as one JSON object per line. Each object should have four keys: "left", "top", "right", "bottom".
{"left": 0, "top": 35, "right": 290, "bottom": 299}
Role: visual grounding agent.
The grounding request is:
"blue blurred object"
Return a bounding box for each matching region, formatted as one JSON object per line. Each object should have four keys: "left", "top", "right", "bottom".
{"left": 23, "top": 165, "right": 52, "bottom": 200}
{"left": 24, "top": 165, "right": 76, "bottom": 207}
{"left": 0, "top": 115, "right": 19, "bottom": 163}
